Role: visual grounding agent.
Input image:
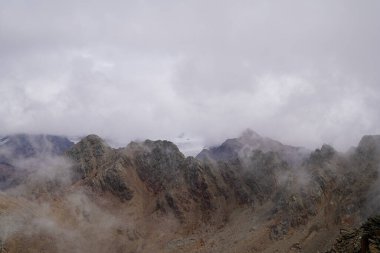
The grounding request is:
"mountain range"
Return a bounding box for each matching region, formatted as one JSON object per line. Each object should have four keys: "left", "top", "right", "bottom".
{"left": 0, "top": 130, "right": 379, "bottom": 252}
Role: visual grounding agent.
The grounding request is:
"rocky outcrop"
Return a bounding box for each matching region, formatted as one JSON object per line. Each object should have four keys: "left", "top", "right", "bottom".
{"left": 125, "top": 140, "right": 225, "bottom": 222}
{"left": 66, "top": 134, "right": 115, "bottom": 177}
{"left": 66, "top": 135, "right": 135, "bottom": 201}
{"left": 183, "top": 157, "right": 213, "bottom": 212}
{"left": 98, "top": 166, "right": 134, "bottom": 201}
{"left": 127, "top": 140, "right": 185, "bottom": 194}
{"left": 325, "top": 215, "right": 380, "bottom": 253}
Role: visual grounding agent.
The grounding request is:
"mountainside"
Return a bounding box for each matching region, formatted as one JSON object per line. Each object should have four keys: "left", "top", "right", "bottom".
{"left": 0, "top": 134, "right": 74, "bottom": 191}
{"left": 0, "top": 134, "right": 74, "bottom": 160}
{"left": 0, "top": 131, "right": 379, "bottom": 252}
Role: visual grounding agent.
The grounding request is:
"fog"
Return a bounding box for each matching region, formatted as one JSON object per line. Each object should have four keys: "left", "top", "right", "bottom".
{"left": 1, "top": 0, "right": 380, "bottom": 153}
{"left": 0, "top": 137, "right": 139, "bottom": 253}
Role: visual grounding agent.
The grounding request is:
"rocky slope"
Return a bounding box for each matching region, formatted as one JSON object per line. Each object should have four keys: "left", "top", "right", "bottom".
{"left": 325, "top": 215, "right": 380, "bottom": 253}
{"left": 0, "top": 131, "right": 379, "bottom": 252}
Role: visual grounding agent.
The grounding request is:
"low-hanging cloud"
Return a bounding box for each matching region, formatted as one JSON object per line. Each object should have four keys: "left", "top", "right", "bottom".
{"left": 0, "top": 145, "right": 139, "bottom": 253}
{"left": 1, "top": 0, "right": 380, "bottom": 154}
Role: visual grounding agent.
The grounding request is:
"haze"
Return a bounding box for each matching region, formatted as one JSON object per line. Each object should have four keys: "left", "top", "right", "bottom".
{"left": 1, "top": 0, "right": 379, "bottom": 154}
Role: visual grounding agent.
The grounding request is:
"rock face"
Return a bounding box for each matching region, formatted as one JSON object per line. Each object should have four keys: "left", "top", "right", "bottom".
{"left": 325, "top": 215, "right": 380, "bottom": 253}
{"left": 1, "top": 132, "right": 380, "bottom": 253}
{"left": 129, "top": 140, "right": 185, "bottom": 194}
{"left": 67, "top": 135, "right": 134, "bottom": 201}
{"left": 67, "top": 134, "right": 115, "bottom": 177}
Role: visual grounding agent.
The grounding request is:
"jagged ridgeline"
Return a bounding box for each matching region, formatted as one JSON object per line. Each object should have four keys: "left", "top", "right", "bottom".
{"left": 0, "top": 131, "right": 380, "bottom": 253}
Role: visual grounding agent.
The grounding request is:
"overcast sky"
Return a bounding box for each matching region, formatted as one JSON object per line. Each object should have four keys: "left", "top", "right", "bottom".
{"left": 0, "top": 0, "right": 379, "bottom": 153}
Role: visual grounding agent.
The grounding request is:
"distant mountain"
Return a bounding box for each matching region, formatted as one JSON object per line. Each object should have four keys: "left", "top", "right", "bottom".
{"left": 0, "top": 134, "right": 74, "bottom": 190}
{"left": 0, "top": 134, "right": 74, "bottom": 160}
{"left": 196, "top": 129, "right": 310, "bottom": 166}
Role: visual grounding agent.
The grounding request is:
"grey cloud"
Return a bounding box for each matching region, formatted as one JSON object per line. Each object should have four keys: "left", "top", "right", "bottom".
{"left": 1, "top": 0, "right": 380, "bottom": 154}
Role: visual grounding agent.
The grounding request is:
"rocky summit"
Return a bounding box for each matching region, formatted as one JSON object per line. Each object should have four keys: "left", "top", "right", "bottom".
{"left": 0, "top": 131, "right": 379, "bottom": 252}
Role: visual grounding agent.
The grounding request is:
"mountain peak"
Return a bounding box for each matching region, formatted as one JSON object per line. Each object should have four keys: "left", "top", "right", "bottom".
{"left": 357, "top": 135, "right": 380, "bottom": 159}
{"left": 66, "top": 135, "right": 113, "bottom": 177}
{"left": 239, "top": 129, "right": 261, "bottom": 140}
{"left": 69, "top": 134, "right": 111, "bottom": 155}
{"left": 197, "top": 129, "right": 308, "bottom": 166}
{"left": 80, "top": 134, "right": 107, "bottom": 145}
{"left": 358, "top": 135, "right": 380, "bottom": 149}
{"left": 72, "top": 134, "right": 112, "bottom": 152}
{"left": 127, "top": 139, "right": 183, "bottom": 157}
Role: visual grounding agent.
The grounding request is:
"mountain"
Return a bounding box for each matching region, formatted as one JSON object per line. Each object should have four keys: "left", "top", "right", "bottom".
{"left": 0, "top": 134, "right": 74, "bottom": 160}
{"left": 0, "top": 134, "right": 74, "bottom": 190}
{"left": 197, "top": 129, "right": 310, "bottom": 167}
{"left": 0, "top": 131, "right": 379, "bottom": 253}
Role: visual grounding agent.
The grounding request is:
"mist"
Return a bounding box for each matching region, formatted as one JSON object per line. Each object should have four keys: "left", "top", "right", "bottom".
{"left": 0, "top": 137, "right": 141, "bottom": 253}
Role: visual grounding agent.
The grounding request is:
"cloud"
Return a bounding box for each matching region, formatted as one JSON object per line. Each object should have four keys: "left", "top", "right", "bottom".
{"left": 0, "top": 0, "right": 380, "bottom": 153}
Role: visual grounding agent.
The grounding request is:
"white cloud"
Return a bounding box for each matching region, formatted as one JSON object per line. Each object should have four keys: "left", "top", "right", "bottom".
{"left": 0, "top": 0, "right": 379, "bottom": 153}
